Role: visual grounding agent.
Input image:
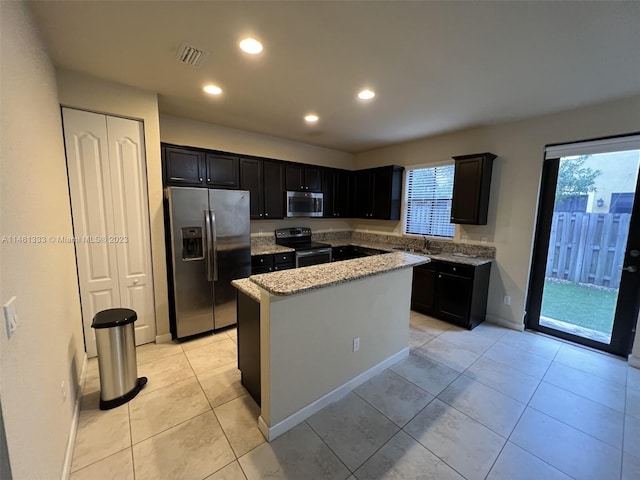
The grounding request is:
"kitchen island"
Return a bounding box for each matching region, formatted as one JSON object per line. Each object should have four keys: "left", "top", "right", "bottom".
{"left": 234, "top": 252, "right": 428, "bottom": 441}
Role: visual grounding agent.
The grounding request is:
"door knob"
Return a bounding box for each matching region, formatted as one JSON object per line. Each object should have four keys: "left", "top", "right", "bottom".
{"left": 622, "top": 265, "right": 638, "bottom": 273}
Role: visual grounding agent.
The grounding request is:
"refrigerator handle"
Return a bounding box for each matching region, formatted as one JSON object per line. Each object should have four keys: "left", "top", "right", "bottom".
{"left": 211, "top": 210, "right": 219, "bottom": 281}
{"left": 204, "top": 209, "right": 213, "bottom": 282}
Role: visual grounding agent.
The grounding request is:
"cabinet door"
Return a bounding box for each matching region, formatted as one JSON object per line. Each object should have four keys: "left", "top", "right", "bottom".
{"left": 372, "top": 166, "right": 403, "bottom": 220}
{"left": 335, "top": 169, "right": 351, "bottom": 217}
{"left": 435, "top": 272, "right": 473, "bottom": 327}
{"left": 205, "top": 153, "right": 239, "bottom": 188}
{"left": 305, "top": 166, "right": 322, "bottom": 192}
{"left": 163, "top": 146, "right": 204, "bottom": 185}
{"left": 451, "top": 153, "right": 495, "bottom": 225}
{"left": 451, "top": 158, "right": 483, "bottom": 224}
{"left": 353, "top": 170, "right": 374, "bottom": 217}
{"left": 411, "top": 264, "right": 437, "bottom": 314}
{"left": 106, "top": 116, "right": 157, "bottom": 348}
{"left": 285, "top": 163, "right": 305, "bottom": 191}
{"left": 322, "top": 168, "right": 335, "bottom": 217}
{"left": 263, "top": 161, "right": 284, "bottom": 219}
{"left": 240, "top": 158, "right": 263, "bottom": 219}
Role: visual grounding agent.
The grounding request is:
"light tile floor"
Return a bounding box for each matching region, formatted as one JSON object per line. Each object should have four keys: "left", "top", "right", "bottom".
{"left": 70, "top": 312, "right": 640, "bottom": 479}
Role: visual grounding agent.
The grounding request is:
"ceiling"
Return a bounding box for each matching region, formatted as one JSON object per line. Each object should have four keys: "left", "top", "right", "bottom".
{"left": 27, "top": 1, "right": 640, "bottom": 153}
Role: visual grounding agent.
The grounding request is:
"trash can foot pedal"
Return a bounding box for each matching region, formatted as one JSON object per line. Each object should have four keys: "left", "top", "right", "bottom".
{"left": 99, "top": 376, "right": 148, "bottom": 410}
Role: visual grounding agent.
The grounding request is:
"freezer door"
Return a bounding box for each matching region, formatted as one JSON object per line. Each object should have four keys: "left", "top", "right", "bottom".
{"left": 168, "top": 187, "right": 214, "bottom": 338}
{"left": 208, "top": 189, "right": 251, "bottom": 329}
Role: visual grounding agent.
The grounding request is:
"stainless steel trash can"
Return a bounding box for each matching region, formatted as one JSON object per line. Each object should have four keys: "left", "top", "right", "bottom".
{"left": 91, "top": 308, "right": 147, "bottom": 410}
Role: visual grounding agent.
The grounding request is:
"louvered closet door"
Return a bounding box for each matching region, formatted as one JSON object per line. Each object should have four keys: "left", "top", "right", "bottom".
{"left": 63, "top": 108, "right": 120, "bottom": 358}
{"left": 106, "top": 116, "right": 156, "bottom": 346}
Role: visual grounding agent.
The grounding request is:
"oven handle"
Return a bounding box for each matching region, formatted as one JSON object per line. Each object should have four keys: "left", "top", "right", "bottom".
{"left": 296, "top": 248, "right": 333, "bottom": 258}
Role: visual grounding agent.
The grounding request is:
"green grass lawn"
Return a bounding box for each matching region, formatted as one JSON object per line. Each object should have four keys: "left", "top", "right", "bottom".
{"left": 541, "top": 279, "right": 617, "bottom": 334}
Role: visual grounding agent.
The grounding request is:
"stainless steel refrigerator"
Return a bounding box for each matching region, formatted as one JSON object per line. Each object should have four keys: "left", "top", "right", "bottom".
{"left": 166, "top": 187, "right": 251, "bottom": 339}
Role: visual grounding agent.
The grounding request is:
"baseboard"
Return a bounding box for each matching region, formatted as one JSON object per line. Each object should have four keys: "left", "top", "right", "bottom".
{"left": 629, "top": 354, "right": 640, "bottom": 369}
{"left": 258, "top": 347, "right": 409, "bottom": 441}
{"left": 155, "top": 333, "right": 173, "bottom": 344}
{"left": 485, "top": 314, "right": 523, "bottom": 331}
{"left": 61, "top": 352, "right": 87, "bottom": 480}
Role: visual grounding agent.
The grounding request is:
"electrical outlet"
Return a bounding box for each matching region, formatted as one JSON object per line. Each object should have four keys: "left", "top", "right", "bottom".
{"left": 461, "top": 235, "right": 468, "bottom": 244}
{"left": 481, "top": 236, "right": 488, "bottom": 245}
{"left": 353, "top": 337, "right": 360, "bottom": 352}
{"left": 3, "top": 296, "right": 18, "bottom": 338}
{"left": 503, "top": 295, "right": 511, "bottom": 305}
{"left": 61, "top": 380, "right": 66, "bottom": 402}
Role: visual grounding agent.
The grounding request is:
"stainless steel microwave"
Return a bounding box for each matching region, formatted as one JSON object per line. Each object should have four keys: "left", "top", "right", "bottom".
{"left": 286, "top": 191, "right": 323, "bottom": 217}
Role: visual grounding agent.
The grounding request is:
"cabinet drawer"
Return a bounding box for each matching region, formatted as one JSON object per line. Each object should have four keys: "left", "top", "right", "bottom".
{"left": 274, "top": 253, "right": 293, "bottom": 264}
{"left": 415, "top": 261, "right": 437, "bottom": 272}
{"left": 438, "top": 262, "right": 474, "bottom": 278}
{"left": 251, "top": 255, "right": 274, "bottom": 268}
{"left": 252, "top": 265, "right": 273, "bottom": 275}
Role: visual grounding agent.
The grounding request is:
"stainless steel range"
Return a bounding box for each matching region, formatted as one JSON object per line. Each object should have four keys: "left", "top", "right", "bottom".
{"left": 275, "top": 228, "right": 332, "bottom": 268}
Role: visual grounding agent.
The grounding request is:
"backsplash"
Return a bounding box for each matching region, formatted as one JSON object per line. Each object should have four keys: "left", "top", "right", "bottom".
{"left": 251, "top": 229, "right": 496, "bottom": 258}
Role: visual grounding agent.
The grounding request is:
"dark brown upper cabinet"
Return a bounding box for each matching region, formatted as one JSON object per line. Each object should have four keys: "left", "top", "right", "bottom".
{"left": 353, "top": 165, "right": 403, "bottom": 220}
{"left": 285, "top": 163, "right": 322, "bottom": 192}
{"left": 205, "top": 153, "right": 239, "bottom": 188}
{"left": 163, "top": 146, "right": 204, "bottom": 185}
{"left": 451, "top": 152, "right": 496, "bottom": 225}
{"left": 322, "top": 168, "right": 351, "bottom": 218}
{"left": 162, "top": 144, "right": 239, "bottom": 189}
{"left": 240, "top": 158, "right": 284, "bottom": 220}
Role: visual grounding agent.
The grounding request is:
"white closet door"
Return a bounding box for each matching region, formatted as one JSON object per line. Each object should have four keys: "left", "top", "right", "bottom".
{"left": 106, "top": 116, "right": 156, "bottom": 346}
{"left": 63, "top": 108, "right": 120, "bottom": 358}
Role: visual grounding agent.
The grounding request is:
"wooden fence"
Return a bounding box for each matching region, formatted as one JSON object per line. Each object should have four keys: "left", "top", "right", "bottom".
{"left": 545, "top": 212, "right": 630, "bottom": 289}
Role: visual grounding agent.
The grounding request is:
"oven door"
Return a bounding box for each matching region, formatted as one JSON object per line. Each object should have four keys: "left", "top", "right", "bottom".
{"left": 295, "top": 248, "right": 332, "bottom": 268}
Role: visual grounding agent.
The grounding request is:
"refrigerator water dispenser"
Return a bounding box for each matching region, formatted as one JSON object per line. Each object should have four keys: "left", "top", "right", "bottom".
{"left": 181, "top": 227, "right": 204, "bottom": 260}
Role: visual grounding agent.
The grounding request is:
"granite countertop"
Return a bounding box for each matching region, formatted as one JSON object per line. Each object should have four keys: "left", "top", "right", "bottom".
{"left": 325, "top": 240, "right": 493, "bottom": 267}
{"left": 231, "top": 278, "right": 261, "bottom": 303}
{"left": 250, "top": 252, "right": 429, "bottom": 296}
{"left": 251, "top": 244, "right": 295, "bottom": 256}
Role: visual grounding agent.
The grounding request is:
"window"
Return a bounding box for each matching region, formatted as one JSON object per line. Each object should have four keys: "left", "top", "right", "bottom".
{"left": 404, "top": 165, "right": 455, "bottom": 238}
{"left": 610, "top": 192, "right": 634, "bottom": 213}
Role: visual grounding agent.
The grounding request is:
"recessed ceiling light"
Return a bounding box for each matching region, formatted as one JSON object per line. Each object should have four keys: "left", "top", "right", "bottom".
{"left": 203, "top": 84, "right": 222, "bottom": 95}
{"left": 239, "top": 38, "right": 263, "bottom": 54}
{"left": 304, "top": 114, "right": 319, "bottom": 123}
{"left": 358, "top": 89, "right": 376, "bottom": 100}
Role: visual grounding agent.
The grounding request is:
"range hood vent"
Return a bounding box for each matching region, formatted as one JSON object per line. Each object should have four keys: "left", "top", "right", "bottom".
{"left": 176, "top": 42, "right": 210, "bottom": 67}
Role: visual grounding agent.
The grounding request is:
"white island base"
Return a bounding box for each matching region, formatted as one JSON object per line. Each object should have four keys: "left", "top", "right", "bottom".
{"left": 256, "top": 266, "right": 414, "bottom": 441}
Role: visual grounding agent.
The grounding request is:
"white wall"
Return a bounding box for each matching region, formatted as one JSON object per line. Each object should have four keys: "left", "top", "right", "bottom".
{"left": 354, "top": 95, "right": 640, "bottom": 333}
{"left": 0, "top": 2, "right": 85, "bottom": 477}
{"left": 56, "top": 69, "right": 171, "bottom": 341}
{"left": 160, "top": 114, "right": 355, "bottom": 234}
{"left": 261, "top": 268, "right": 411, "bottom": 428}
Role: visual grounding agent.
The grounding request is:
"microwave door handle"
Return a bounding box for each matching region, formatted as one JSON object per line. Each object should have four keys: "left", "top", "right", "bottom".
{"left": 204, "top": 210, "right": 213, "bottom": 282}
{"left": 210, "top": 210, "right": 218, "bottom": 281}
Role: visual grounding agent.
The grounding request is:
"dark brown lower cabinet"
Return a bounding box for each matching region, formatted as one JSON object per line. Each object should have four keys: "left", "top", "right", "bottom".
{"left": 237, "top": 291, "right": 261, "bottom": 406}
{"left": 412, "top": 260, "right": 491, "bottom": 329}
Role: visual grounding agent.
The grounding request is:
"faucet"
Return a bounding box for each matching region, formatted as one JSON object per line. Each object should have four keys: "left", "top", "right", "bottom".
{"left": 423, "top": 236, "right": 431, "bottom": 252}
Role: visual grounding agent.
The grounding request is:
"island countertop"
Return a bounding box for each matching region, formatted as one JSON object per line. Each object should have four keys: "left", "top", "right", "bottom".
{"left": 232, "top": 278, "right": 262, "bottom": 303}
{"left": 250, "top": 251, "right": 429, "bottom": 296}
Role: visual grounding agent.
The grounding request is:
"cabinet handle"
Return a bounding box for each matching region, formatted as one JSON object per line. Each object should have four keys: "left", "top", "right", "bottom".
{"left": 259, "top": 213, "right": 263, "bottom": 217}
{"left": 199, "top": 177, "right": 203, "bottom": 181}
{"left": 265, "top": 213, "right": 269, "bottom": 217}
{"left": 283, "top": 256, "right": 287, "bottom": 260}
{"left": 207, "top": 178, "right": 211, "bottom": 182}
{"left": 438, "top": 274, "right": 442, "bottom": 278}
{"left": 453, "top": 267, "right": 457, "bottom": 272}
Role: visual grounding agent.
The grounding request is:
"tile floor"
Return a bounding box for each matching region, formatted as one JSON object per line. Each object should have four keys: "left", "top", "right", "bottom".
{"left": 70, "top": 311, "right": 640, "bottom": 479}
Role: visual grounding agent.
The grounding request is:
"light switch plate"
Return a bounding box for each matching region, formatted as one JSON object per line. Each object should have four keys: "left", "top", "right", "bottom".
{"left": 3, "top": 297, "right": 18, "bottom": 338}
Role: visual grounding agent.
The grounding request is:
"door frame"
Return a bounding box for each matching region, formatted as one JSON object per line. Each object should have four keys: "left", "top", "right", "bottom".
{"left": 526, "top": 143, "right": 640, "bottom": 356}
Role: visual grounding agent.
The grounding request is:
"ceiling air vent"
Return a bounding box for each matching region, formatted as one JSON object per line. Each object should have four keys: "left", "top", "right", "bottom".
{"left": 176, "top": 42, "right": 210, "bottom": 67}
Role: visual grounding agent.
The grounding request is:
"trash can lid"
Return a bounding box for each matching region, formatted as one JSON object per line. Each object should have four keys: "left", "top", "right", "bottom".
{"left": 91, "top": 308, "right": 137, "bottom": 329}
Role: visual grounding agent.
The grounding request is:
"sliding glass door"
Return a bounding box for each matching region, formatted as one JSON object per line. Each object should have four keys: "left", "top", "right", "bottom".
{"left": 527, "top": 135, "right": 640, "bottom": 356}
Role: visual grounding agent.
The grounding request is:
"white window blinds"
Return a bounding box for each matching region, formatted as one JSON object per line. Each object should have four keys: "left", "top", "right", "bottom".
{"left": 404, "top": 165, "right": 455, "bottom": 238}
